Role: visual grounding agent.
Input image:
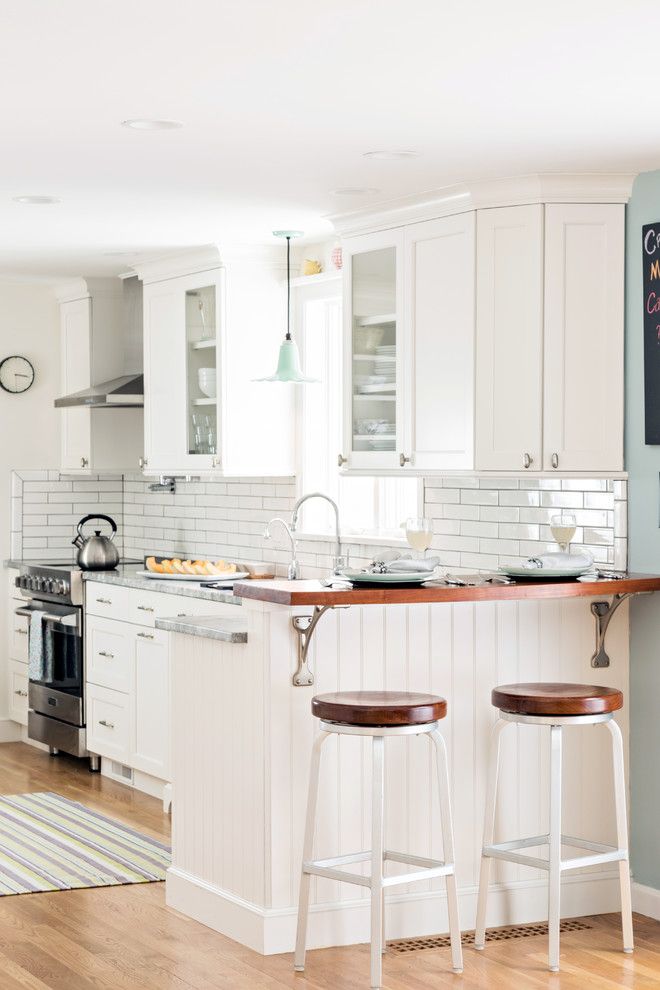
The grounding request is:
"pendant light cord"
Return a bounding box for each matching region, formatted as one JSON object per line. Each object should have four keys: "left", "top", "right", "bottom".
{"left": 286, "top": 235, "right": 292, "bottom": 340}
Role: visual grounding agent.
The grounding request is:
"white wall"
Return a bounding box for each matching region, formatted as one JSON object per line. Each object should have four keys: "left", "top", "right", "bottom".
{"left": 1, "top": 281, "right": 60, "bottom": 722}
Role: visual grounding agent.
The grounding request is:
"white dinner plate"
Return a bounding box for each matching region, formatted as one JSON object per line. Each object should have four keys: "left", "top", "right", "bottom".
{"left": 497, "top": 564, "right": 592, "bottom": 580}
{"left": 137, "top": 569, "right": 250, "bottom": 582}
{"left": 338, "top": 568, "right": 438, "bottom": 585}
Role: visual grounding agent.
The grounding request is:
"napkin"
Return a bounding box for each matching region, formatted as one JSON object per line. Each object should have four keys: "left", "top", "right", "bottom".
{"left": 368, "top": 552, "right": 440, "bottom": 574}
{"left": 521, "top": 550, "right": 594, "bottom": 571}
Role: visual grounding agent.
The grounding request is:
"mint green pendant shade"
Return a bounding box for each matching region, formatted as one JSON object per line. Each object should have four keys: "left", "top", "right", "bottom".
{"left": 255, "top": 338, "right": 320, "bottom": 383}
{"left": 254, "top": 229, "right": 320, "bottom": 384}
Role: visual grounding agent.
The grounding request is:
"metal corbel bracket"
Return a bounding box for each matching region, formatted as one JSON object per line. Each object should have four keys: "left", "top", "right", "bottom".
{"left": 590, "top": 593, "right": 651, "bottom": 667}
{"left": 291, "top": 605, "right": 350, "bottom": 686}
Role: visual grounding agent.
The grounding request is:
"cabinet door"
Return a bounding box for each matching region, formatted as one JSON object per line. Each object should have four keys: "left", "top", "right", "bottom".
{"left": 60, "top": 297, "right": 92, "bottom": 471}
{"left": 86, "top": 683, "right": 132, "bottom": 763}
{"left": 143, "top": 271, "right": 222, "bottom": 472}
{"left": 543, "top": 204, "right": 624, "bottom": 472}
{"left": 342, "top": 230, "right": 404, "bottom": 470}
{"left": 403, "top": 213, "right": 475, "bottom": 471}
{"left": 132, "top": 627, "right": 170, "bottom": 780}
{"left": 8, "top": 661, "right": 28, "bottom": 726}
{"left": 475, "top": 205, "right": 544, "bottom": 472}
{"left": 143, "top": 279, "right": 187, "bottom": 471}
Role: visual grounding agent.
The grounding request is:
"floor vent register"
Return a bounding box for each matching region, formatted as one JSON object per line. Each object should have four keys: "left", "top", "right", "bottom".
{"left": 387, "top": 919, "right": 593, "bottom": 954}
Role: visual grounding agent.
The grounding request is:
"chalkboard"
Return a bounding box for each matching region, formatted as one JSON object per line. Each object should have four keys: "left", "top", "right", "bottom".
{"left": 643, "top": 222, "right": 660, "bottom": 444}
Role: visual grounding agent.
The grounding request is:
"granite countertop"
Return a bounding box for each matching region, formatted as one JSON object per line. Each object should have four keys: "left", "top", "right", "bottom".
{"left": 155, "top": 615, "right": 248, "bottom": 642}
{"left": 233, "top": 573, "right": 660, "bottom": 606}
{"left": 82, "top": 565, "right": 243, "bottom": 604}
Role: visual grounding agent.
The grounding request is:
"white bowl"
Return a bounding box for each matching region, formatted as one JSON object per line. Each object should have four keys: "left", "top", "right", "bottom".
{"left": 198, "top": 368, "right": 217, "bottom": 397}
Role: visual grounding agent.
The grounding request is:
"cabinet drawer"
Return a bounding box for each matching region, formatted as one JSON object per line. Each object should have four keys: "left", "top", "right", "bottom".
{"left": 85, "top": 583, "right": 131, "bottom": 621}
{"left": 9, "top": 607, "right": 29, "bottom": 662}
{"left": 8, "top": 660, "right": 28, "bottom": 726}
{"left": 86, "top": 684, "right": 131, "bottom": 763}
{"left": 126, "top": 588, "right": 240, "bottom": 628}
{"left": 86, "top": 616, "right": 132, "bottom": 693}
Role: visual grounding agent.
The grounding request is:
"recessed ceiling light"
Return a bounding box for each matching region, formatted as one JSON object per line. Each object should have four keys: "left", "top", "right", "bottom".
{"left": 12, "top": 195, "right": 61, "bottom": 205}
{"left": 331, "top": 187, "right": 380, "bottom": 196}
{"left": 121, "top": 118, "right": 183, "bottom": 130}
{"left": 363, "top": 150, "right": 419, "bottom": 161}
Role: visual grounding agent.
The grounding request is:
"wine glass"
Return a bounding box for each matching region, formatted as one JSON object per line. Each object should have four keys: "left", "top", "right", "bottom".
{"left": 405, "top": 517, "right": 433, "bottom": 560}
{"left": 550, "top": 512, "right": 577, "bottom": 554}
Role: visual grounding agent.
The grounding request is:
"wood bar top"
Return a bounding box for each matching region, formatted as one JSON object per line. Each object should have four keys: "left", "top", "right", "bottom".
{"left": 233, "top": 573, "right": 660, "bottom": 607}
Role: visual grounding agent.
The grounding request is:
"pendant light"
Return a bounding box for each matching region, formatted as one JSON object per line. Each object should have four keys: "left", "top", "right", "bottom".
{"left": 255, "top": 230, "right": 320, "bottom": 383}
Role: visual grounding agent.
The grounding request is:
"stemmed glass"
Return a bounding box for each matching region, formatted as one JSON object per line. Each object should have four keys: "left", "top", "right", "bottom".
{"left": 405, "top": 517, "right": 433, "bottom": 561}
{"left": 550, "top": 512, "right": 577, "bottom": 554}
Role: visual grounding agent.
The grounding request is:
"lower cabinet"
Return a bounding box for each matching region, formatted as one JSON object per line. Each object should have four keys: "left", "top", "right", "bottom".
{"left": 8, "top": 660, "right": 28, "bottom": 726}
{"left": 85, "top": 613, "right": 170, "bottom": 784}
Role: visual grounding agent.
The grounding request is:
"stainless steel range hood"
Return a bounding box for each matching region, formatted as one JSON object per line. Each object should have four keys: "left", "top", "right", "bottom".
{"left": 54, "top": 374, "right": 144, "bottom": 408}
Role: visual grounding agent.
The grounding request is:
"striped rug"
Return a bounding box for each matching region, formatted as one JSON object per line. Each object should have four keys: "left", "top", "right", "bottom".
{"left": 0, "top": 792, "right": 170, "bottom": 895}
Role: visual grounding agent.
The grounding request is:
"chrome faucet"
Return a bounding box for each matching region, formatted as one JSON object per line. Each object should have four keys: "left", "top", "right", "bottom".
{"left": 263, "top": 517, "right": 300, "bottom": 580}
{"left": 290, "top": 492, "right": 346, "bottom": 573}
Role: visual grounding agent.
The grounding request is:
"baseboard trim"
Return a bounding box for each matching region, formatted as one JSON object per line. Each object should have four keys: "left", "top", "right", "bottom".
{"left": 166, "top": 866, "right": 623, "bottom": 956}
{"left": 632, "top": 881, "right": 660, "bottom": 921}
{"left": 0, "top": 719, "right": 23, "bottom": 743}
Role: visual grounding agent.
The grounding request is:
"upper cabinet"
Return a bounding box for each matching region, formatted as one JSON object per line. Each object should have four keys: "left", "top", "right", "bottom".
{"left": 542, "top": 204, "right": 624, "bottom": 472}
{"left": 139, "top": 250, "right": 295, "bottom": 476}
{"left": 475, "top": 202, "right": 624, "bottom": 473}
{"left": 341, "top": 215, "right": 475, "bottom": 473}
{"left": 333, "top": 175, "right": 630, "bottom": 476}
{"left": 342, "top": 230, "right": 404, "bottom": 471}
{"left": 55, "top": 278, "right": 143, "bottom": 474}
{"left": 475, "top": 205, "right": 544, "bottom": 472}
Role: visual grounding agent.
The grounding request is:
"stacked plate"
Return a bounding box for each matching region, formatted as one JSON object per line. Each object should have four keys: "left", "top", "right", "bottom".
{"left": 376, "top": 345, "right": 395, "bottom": 356}
{"left": 367, "top": 435, "right": 395, "bottom": 450}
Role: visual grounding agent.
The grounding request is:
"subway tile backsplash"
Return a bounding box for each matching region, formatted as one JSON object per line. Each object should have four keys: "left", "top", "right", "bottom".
{"left": 10, "top": 470, "right": 627, "bottom": 577}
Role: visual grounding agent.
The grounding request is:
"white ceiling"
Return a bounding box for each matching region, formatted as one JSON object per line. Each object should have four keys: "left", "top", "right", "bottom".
{"left": 1, "top": 0, "right": 659, "bottom": 278}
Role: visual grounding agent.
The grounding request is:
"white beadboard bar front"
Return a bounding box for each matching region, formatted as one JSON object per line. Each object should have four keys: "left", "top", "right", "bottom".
{"left": 166, "top": 592, "right": 633, "bottom": 955}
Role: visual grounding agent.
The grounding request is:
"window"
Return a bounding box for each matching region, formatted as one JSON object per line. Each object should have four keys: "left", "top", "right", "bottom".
{"left": 295, "top": 281, "right": 419, "bottom": 539}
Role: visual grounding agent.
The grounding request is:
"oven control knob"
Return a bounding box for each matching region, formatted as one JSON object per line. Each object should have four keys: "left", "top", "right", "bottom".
{"left": 27, "top": 576, "right": 36, "bottom": 591}
{"left": 35, "top": 577, "right": 45, "bottom": 592}
{"left": 57, "top": 580, "right": 68, "bottom": 596}
{"left": 43, "top": 578, "right": 53, "bottom": 594}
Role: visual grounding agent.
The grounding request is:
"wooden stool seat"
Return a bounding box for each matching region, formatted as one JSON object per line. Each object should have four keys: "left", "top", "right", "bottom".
{"left": 491, "top": 682, "right": 623, "bottom": 718}
{"left": 311, "top": 690, "right": 447, "bottom": 727}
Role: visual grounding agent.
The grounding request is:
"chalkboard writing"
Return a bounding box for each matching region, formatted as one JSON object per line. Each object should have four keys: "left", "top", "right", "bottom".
{"left": 643, "top": 222, "right": 660, "bottom": 443}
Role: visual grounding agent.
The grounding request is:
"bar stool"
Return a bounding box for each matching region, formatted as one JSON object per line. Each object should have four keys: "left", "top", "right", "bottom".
{"left": 475, "top": 682, "right": 633, "bottom": 973}
{"left": 294, "top": 690, "right": 463, "bottom": 989}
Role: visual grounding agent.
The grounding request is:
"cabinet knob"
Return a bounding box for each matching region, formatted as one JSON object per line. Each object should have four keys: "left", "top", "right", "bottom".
{"left": 138, "top": 456, "right": 147, "bottom": 469}
{"left": 399, "top": 453, "right": 411, "bottom": 468}
{"left": 14, "top": 690, "right": 27, "bottom": 697}
{"left": 337, "top": 454, "right": 347, "bottom": 467}
{"left": 137, "top": 631, "right": 154, "bottom": 640}
{"left": 551, "top": 452, "right": 559, "bottom": 469}
{"left": 98, "top": 651, "right": 114, "bottom": 659}
{"left": 523, "top": 452, "right": 533, "bottom": 469}
{"left": 80, "top": 457, "right": 89, "bottom": 468}
{"left": 211, "top": 456, "right": 219, "bottom": 469}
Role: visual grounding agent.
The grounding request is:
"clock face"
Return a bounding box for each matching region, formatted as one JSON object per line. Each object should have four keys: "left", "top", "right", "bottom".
{"left": 0, "top": 356, "right": 35, "bottom": 393}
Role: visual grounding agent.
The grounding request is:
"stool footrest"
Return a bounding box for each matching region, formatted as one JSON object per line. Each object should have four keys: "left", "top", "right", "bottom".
{"left": 483, "top": 833, "right": 627, "bottom": 874}
{"left": 303, "top": 848, "right": 455, "bottom": 890}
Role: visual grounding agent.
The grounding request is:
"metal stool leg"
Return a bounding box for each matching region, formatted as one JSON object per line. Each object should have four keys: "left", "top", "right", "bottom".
{"left": 294, "top": 730, "right": 329, "bottom": 972}
{"left": 370, "top": 735, "right": 385, "bottom": 989}
{"left": 430, "top": 728, "right": 463, "bottom": 974}
{"left": 475, "top": 718, "right": 509, "bottom": 949}
{"left": 606, "top": 718, "right": 634, "bottom": 954}
{"left": 548, "top": 724, "right": 562, "bottom": 972}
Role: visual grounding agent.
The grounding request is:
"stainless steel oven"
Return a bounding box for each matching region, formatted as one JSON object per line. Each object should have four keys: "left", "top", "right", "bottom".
{"left": 15, "top": 563, "right": 99, "bottom": 770}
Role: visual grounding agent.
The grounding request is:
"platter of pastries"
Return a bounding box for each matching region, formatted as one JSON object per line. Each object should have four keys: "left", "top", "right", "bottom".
{"left": 139, "top": 557, "right": 250, "bottom": 581}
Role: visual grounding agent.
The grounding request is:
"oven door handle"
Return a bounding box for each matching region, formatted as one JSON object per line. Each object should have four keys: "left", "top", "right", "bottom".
{"left": 15, "top": 605, "right": 81, "bottom": 633}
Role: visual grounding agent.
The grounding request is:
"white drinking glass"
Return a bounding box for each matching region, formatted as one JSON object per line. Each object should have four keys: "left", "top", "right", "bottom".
{"left": 405, "top": 517, "right": 433, "bottom": 559}
{"left": 550, "top": 512, "right": 577, "bottom": 553}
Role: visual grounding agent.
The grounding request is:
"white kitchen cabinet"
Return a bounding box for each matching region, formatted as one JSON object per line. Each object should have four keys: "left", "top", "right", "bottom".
{"left": 543, "top": 204, "right": 624, "bottom": 471}
{"left": 475, "top": 205, "right": 545, "bottom": 472}
{"left": 132, "top": 627, "right": 170, "bottom": 780}
{"left": 139, "top": 250, "right": 295, "bottom": 476}
{"left": 8, "top": 661, "right": 28, "bottom": 726}
{"left": 341, "top": 229, "right": 405, "bottom": 470}
{"left": 86, "top": 684, "right": 132, "bottom": 764}
{"left": 475, "top": 203, "right": 624, "bottom": 473}
{"left": 56, "top": 279, "right": 144, "bottom": 474}
{"left": 402, "top": 213, "right": 475, "bottom": 471}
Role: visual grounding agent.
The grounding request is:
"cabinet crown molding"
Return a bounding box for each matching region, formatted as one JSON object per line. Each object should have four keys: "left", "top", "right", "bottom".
{"left": 53, "top": 276, "right": 123, "bottom": 303}
{"left": 132, "top": 244, "right": 288, "bottom": 284}
{"left": 329, "top": 172, "right": 636, "bottom": 237}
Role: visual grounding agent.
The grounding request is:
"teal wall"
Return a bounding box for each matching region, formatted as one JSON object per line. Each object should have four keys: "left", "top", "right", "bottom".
{"left": 626, "top": 170, "right": 660, "bottom": 888}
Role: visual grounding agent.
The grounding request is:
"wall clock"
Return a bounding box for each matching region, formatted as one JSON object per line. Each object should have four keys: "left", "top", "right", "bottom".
{"left": 0, "top": 356, "right": 35, "bottom": 393}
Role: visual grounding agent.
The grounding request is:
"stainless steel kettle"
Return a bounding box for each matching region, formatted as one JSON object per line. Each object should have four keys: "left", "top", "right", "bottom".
{"left": 72, "top": 514, "right": 120, "bottom": 571}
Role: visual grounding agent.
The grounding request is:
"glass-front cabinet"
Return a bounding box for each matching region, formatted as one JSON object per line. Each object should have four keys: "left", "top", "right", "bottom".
{"left": 143, "top": 268, "right": 224, "bottom": 472}
{"left": 342, "top": 229, "right": 404, "bottom": 470}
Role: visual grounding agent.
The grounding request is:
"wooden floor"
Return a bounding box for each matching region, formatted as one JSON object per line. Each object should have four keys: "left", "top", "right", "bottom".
{"left": 0, "top": 741, "right": 658, "bottom": 989}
